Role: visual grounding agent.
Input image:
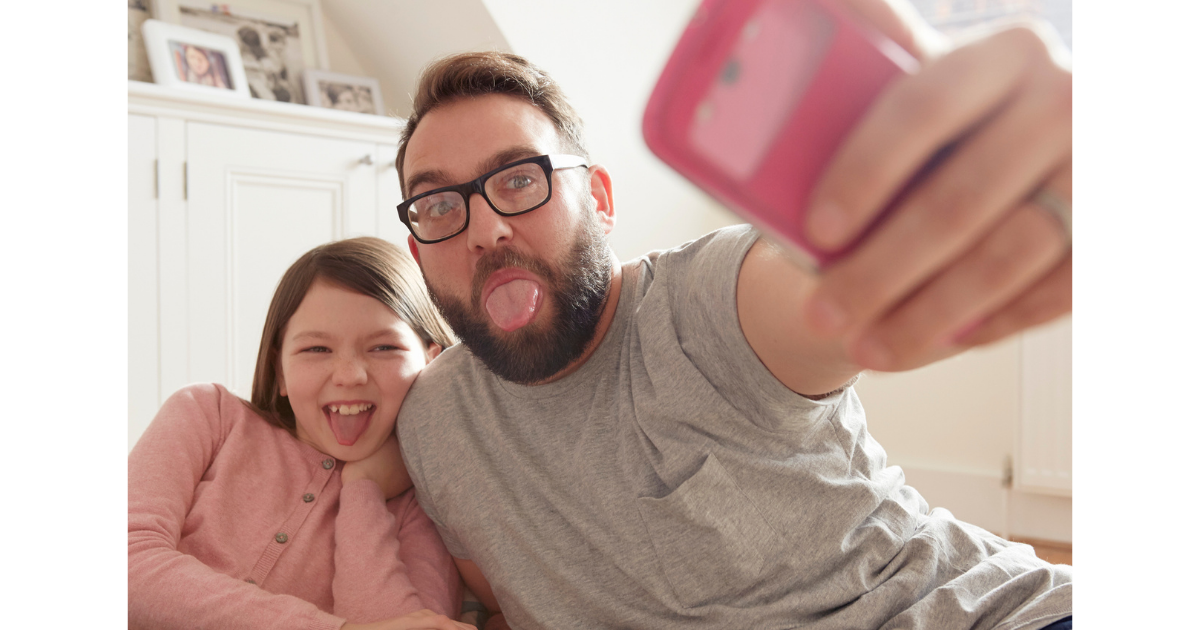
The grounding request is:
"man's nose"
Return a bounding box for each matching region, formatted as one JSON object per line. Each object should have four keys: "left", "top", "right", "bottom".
{"left": 465, "top": 193, "right": 514, "bottom": 252}
{"left": 333, "top": 353, "right": 368, "bottom": 386}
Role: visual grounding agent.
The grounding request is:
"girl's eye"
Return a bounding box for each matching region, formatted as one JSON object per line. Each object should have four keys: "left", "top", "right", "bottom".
{"left": 372, "top": 344, "right": 402, "bottom": 352}
{"left": 301, "top": 346, "right": 331, "bottom": 353}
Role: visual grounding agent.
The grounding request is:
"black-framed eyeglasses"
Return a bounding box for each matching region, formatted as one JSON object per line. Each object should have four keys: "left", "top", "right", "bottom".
{"left": 397, "top": 154, "right": 589, "bottom": 244}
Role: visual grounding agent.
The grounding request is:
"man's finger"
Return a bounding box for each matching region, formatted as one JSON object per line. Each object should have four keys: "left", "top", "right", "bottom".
{"left": 805, "top": 25, "right": 1053, "bottom": 251}
{"left": 956, "top": 255, "right": 1072, "bottom": 348}
{"left": 846, "top": 186, "right": 1070, "bottom": 371}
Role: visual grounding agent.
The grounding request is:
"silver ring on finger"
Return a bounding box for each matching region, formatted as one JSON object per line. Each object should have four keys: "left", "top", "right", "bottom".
{"left": 1030, "top": 187, "right": 1071, "bottom": 245}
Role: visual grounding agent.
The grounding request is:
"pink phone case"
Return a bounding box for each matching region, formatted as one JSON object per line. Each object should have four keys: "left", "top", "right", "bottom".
{"left": 643, "top": 0, "right": 918, "bottom": 268}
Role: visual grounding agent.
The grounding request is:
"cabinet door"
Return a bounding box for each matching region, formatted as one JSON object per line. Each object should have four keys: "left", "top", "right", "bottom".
{"left": 375, "top": 142, "right": 410, "bottom": 245}
{"left": 179, "top": 122, "right": 379, "bottom": 399}
{"left": 129, "top": 114, "right": 159, "bottom": 451}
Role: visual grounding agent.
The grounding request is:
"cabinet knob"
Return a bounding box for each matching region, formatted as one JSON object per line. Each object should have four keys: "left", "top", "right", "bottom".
{"left": 358, "top": 154, "right": 374, "bottom": 166}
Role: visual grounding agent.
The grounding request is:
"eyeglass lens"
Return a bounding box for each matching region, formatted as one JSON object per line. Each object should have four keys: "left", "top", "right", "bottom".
{"left": 407, "top": 161, "right": 551, "bottom": 242}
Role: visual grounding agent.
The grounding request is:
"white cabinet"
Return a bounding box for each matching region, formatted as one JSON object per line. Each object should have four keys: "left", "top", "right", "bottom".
{"left": 129, "top": 114, "right": 160, "bottom": 451}
{"left": 128, "top": 82, "right": 408, "bottom": 451}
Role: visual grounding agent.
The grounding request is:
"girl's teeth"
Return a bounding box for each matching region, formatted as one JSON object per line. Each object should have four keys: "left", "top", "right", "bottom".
{"left": 328, "top": 403, "right": 373, "bottom": 415}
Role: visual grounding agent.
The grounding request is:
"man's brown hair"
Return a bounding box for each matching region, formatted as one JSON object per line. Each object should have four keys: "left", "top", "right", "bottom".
{"left": 395, "top": 51, "right": 589, "bottom": 198}
{"left": 247, "top": 236, "right": 456, "bottom": 436}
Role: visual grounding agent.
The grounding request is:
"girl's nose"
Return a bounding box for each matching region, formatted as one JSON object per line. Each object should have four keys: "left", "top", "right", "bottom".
{"left": 333, "top": 354, "right": 368, "bottom": 386}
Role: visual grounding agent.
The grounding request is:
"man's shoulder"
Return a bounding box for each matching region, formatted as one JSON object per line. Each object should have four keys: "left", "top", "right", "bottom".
{"left": 398, "top": 343, "right": 498, "bottom": 441}
{"left": 636, "top": 224, "right": 759, "bottom": 282}
{"left": 640, "top": 224, "right": 757, "bottom": 265}
{"left": 406, "top": 343, "right": 480, "bottom": 402}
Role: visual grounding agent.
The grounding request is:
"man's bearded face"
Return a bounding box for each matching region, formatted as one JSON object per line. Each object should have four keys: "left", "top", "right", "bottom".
{"left": 426, "top": 210, "right": 612, "bottom": 384}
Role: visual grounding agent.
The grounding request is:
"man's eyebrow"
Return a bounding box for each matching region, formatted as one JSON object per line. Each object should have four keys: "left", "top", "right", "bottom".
{"left": 480, "top": 147, "right": 542, "bottom": 173}
{"left": 406, "top": 146, "right": 544, "bottom": 197}
{"left": 405, "top": 168, "right": 455, "bottom": 197}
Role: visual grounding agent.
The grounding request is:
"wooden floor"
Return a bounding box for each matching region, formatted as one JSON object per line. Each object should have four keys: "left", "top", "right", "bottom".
{"left": 1012, "top": 537, "right": 1072, "bottom": 565}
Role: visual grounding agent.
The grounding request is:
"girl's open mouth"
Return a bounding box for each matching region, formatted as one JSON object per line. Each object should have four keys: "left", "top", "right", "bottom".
{"left": 323, "top": 402, "right": 376, "bottom": 446}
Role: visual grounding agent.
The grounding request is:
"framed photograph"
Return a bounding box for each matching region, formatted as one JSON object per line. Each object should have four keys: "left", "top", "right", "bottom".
{"left": 303, "top": 70, "right": 385, "bottom": 116}
{"left": 152, "top": 0, "right": 329, "bottom": 104}
{"left": 142, "top": 19, "right": 251, "bottom": 98}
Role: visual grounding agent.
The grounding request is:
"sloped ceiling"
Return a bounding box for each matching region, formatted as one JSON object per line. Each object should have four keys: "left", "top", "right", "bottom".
{"left": 323, "top": 0, "right": 511, "bottom": 119}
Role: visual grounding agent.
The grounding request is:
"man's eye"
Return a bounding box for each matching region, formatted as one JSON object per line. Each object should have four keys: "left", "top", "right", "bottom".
{"left": 505, "top": 175, "right": 533, "bottom": 190}
{"left": 427, "top": 201, "right": 454, "bottom": 217}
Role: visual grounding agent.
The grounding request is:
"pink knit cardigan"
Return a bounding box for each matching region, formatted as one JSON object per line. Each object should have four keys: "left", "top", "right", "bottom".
{"left": 128, "top": 384, "right": 462, "bottom": 630}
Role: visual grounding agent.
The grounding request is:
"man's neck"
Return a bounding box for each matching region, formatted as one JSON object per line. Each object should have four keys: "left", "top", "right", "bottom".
{"left": 529, "top": 252, "right": 625, "bottom": 385}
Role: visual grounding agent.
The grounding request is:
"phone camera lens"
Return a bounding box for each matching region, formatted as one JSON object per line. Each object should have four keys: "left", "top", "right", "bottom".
{"left": 720, "top": 58, "right": 741, "bottom": 84}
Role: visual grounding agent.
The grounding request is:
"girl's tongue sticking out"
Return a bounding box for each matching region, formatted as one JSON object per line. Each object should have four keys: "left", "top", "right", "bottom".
{"left": 325, "top": 403, "right": 375, "bottom": 446}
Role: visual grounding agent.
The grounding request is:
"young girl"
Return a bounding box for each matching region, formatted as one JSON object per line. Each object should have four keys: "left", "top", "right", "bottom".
{"left": 128, "top": 237, "right": 472, "bottom": 630}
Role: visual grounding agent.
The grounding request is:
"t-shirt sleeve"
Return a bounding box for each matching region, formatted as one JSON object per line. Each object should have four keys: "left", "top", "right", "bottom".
{"left": 660, "top": 225, "right": 837, "bottom": 428}
{"left": 395, "top": 401, "right": 469, "bottom": 559}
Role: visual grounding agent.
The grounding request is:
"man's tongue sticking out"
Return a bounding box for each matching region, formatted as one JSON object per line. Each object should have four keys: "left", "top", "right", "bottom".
{"left": 486, "top": 279, "right": 541, "bottom": 331}
{"left": 328, "top": 408, "right": 372, "bottom": 446}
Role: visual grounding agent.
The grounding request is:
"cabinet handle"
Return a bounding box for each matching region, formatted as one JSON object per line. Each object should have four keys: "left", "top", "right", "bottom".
{"left": 358, "top": 154, "right": 374, "bottom": 166}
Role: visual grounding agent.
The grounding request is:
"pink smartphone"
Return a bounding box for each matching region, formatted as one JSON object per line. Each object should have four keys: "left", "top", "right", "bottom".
{"left": 643, "top": 0, "right": 919, "bottom": 268}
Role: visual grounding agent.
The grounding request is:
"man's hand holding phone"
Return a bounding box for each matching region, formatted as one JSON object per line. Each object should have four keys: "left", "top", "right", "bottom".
{"left": 802, "top": 0, "right": 1072, "bottom": 373}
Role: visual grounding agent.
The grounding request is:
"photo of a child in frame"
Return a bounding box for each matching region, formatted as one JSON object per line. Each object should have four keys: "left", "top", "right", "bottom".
{"left": 319, "top": 81, "right": 377, "bottom": 114}
{"left": 169, "top": 41, "right": 233, "bottom": 89}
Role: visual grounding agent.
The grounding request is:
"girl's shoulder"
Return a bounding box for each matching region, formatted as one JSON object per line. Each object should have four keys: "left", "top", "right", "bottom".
{"left": 158, "top": 383, "right": 268, "bottom": 436}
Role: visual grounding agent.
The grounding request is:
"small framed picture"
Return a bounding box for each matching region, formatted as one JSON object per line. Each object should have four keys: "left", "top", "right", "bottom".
{"left": 303, "top": 70, "right": 385, "bottom": 116}
{"left": 142, "top": 19, "right": 251, "bottom": 98}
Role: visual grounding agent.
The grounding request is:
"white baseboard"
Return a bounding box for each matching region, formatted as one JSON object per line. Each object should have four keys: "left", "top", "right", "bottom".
{"left": 897, "top": 463, "right": 1072, "bottom": 543}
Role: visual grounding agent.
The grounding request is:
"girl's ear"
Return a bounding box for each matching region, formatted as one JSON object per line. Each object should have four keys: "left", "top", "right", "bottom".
{"left": 425, "top": 342, "right": 442, "bottom": 362}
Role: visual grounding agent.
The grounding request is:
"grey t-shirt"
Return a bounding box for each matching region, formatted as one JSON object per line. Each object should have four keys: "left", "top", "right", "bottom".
{"left": 397, "top": 225, "right": 1071, "bottom": 630}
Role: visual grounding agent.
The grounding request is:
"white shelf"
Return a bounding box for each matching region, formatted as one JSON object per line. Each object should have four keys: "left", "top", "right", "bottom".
{"left": 128, "top": 80, "right": 404, "bottom": 143}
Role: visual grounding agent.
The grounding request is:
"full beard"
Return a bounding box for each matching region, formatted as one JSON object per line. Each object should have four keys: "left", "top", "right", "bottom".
{"left": 427, "top": 214, "right": 612, "bottom": 384}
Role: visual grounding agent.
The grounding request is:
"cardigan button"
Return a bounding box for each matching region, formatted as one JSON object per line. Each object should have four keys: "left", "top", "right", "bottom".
{"left": 322, "top": 459, "right": 335, "bottom": 470}
{"left": 302, "top": 493, "right": 315, "bottom": 503}
{"left": 245, "top": 578, "right": 256, "bottom": 585}
{"left": 275, "top": 532, "right": 289, "bottom": 544}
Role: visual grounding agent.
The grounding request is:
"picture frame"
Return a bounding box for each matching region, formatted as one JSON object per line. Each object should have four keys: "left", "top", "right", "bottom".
{"left": 152, "top": 0, "right": 329, "bottom": 103}
{"left": 142, "top": 19, "right": 252, "bottom": 98}
{"left": 303, "top": 70, "right": 386, "bottom": 116}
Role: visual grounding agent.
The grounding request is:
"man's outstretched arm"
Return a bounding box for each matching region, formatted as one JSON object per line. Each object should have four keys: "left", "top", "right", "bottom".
{"left": 737, "top": 0, "right": 1071, "bottom": 396}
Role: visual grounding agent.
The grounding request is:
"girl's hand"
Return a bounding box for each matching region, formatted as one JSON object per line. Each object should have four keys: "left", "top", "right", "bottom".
{"left": 341, "top": 433, "right": 414, "bottom": 500}
{"left": 342, "top": 609, "right": 476, "bottom": 630}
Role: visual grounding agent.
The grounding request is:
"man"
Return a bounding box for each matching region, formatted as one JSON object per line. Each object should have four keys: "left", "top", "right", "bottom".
{"left": 394, "top": 1, "right": 1073, "bottom": 628}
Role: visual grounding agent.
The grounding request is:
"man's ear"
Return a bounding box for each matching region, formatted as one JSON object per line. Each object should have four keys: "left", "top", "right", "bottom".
{"left": 588, "top": 164, "right": 616, "bottom": 234}
{"left": 407, "top": 234, "right": 422, "bottom": 265}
